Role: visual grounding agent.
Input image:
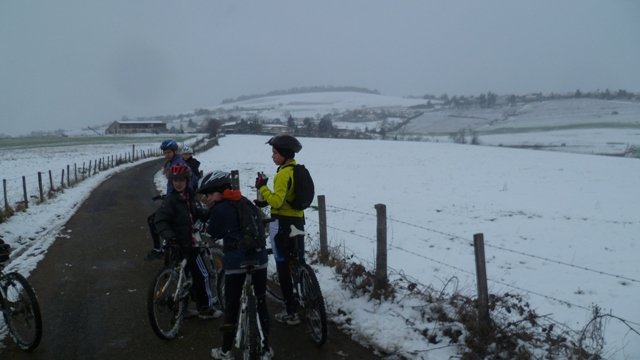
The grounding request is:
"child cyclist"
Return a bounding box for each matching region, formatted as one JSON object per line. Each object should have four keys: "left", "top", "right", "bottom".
{"left": 154, "top": 164, "right": 222, "bottom": 319}
{"left": 146, "top": 139, "right": 191, "bottom": 261}
{"left": 198, "top": 171, "right": 273, "bottom": 360}
{"left": 255, "top": 134, "right": 305, "bottom": 326}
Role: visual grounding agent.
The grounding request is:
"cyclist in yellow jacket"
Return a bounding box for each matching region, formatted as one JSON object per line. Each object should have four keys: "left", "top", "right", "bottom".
{"left": 255, "top": 134, "right": 305, "bottom": 325}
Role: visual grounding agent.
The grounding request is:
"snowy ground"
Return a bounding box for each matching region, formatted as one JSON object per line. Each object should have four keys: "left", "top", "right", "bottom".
{"left": 1, "top": 134, "right": 639, "bottom": 359}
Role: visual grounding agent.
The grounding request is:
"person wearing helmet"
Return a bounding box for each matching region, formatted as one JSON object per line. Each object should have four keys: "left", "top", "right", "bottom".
{"left": 255, "top": 134, "right": 304, "bottom": 326}
{"left": 198, "top": 171, "right": 272, "bottom": 360}
{"left": 146, "top": 139, "right": 191, "bottom": 261}
{"left": 154, "top": 164, "right": 222, "bottom": 320}
{"left": 181, "top": 145, "right": 201, "bottom": 191}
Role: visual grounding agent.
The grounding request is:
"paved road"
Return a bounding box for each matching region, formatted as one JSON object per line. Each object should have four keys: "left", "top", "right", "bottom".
{"left": 1, "top": 159, "right": 381, "bottom": 360}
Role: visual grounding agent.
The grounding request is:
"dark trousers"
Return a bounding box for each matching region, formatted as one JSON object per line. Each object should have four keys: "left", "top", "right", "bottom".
{"left": 187, "top": 249, "right": 214, "bottom": 309}
{"left": 147, "top": 212, "right": 161, "bottom": 250}
{"left": 273, "top": 218, "right": 305, "bottom": 315}
{"left": 221, "top": 269, "right": 269, "bottom": 351}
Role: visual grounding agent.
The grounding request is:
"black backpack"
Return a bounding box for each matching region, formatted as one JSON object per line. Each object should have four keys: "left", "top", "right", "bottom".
{"left": 234, "top": 196, "right": 267, "bottom": 252}
{"left": 286, "top": 164, "right": 315, "bottom": 210}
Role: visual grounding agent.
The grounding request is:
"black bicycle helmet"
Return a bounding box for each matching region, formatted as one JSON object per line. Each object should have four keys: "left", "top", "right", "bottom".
{"left": 160, "top": 139, "right": 179, "bottom": 151}
{"left": 198, "top": 171, "right": 232, "bottom": 194}
{"left": 266, "top": 134, "right": 302, "bottom": 153}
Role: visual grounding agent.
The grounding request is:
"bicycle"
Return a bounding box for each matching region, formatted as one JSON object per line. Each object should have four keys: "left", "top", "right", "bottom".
{"left": 269, "top": 224, "right": 328, "bottom": 346}
{"left": 232, "top": 260, "right": 268, "bottom": 360}
{"left": 147, "top": 228, "right": 224, "bottom": 340}
{"left": 0, "top": 265, "right": 43, "bottom": 351}
{"left": 147, "top": 240, "right": 191, "bottom": 340}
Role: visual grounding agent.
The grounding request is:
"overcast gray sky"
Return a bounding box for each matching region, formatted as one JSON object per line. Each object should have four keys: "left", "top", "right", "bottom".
{"left": 1, "top": 0, "right": 639, "bottom": 136}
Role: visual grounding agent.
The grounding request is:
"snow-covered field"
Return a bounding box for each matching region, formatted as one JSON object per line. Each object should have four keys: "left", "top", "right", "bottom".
{"left": 2, "top": 133, "right": 639, "bottom": 358}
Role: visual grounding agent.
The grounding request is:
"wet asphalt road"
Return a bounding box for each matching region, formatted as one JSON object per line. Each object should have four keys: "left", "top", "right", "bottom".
{"left": 0, "top": 159, "right": 382, "bottom": 360}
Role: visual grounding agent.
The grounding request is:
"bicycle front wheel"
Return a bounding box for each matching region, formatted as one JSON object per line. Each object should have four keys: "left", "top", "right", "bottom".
{"left": 0, "top": 272, "right": 43, "bottom": 351}
{"left": 147, "top": 268, "right": 185, "bottom": 340}
{"left": 298, "top": 264, "right": 328, "bottom": 346}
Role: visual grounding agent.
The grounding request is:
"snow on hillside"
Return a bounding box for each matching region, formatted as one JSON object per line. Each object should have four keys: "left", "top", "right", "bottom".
{"left": 401, "top": 98, "right": 640, "bottom": 135}
{"left": 480, "top": 98, "right": 640, "bottom": 131}
{"left": 210, "top": 91, "right": 428, "bottom": 120}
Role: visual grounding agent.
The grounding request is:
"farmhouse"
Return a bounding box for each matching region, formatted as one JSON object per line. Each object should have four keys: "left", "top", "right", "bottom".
{"left": 105, "top": 120, "right": 167, "bottom": 134}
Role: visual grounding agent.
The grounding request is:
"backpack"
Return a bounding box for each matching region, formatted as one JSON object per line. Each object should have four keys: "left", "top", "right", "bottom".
{"left": 234, "top": 196, "right": 267, "bottom": 252}
{"left": 286, "top": 164, "right": 315, "bottom": 210}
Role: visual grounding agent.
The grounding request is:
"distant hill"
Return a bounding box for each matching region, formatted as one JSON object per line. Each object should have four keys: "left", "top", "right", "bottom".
{"left": 72, "top": 90, "right": 639, "bottom": 158}
{"left": 399, "top": 98, "right": 640, "bottom": 135}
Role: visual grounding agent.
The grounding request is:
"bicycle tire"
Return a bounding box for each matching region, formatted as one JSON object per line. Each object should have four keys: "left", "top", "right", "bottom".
{"left": 0, "top": 272, "right": 42, "bottom": 351}
{"left": 147, "top": 267, "right": 185, "bottom": 340}
{"left": 242, "top": 294, "right": 260, "bottom": 360}
{"left": 298, "top": 264, "right": 328, "bottom": 346}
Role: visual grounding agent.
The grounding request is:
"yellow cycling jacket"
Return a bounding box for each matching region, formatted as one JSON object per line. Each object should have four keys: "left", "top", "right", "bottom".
{"left": 258, "top": 159, "right": 304, "bottom": 219}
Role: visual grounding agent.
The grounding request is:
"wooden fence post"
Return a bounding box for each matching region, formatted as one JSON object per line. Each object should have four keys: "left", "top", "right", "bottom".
{"left": 74, "top": 163, "right": 78, "bottom": 183}
{"left": 67, "top": 165, "right": 70, "bottom": 185}
{"left": 474, "top": 233, "right": 491, "bottom": 334}
{"left": 373, "top": 203, "right": 388, "bottom": 298}
{"left": 38, "top": 172, "right": 44, "bottom": 202}
{"left": 318, "top": 195, "right": 328, "bottom": 264}
{"left": 61, "top": 169, "right": 65, "bottom": 188}
{"left": 132, "top": 144, "right": 136, "bottom": 161}
{"left": 3, "top": 179, "right": 9, "bottom": 211}
{"left": 22, "top": 176, "right": 28, "bottom": 208}
{"left": 48, "top": 170, "right": 53, "bottom": 191}
{"left": 230, "top": 170, "right": 240, "bottom": 190}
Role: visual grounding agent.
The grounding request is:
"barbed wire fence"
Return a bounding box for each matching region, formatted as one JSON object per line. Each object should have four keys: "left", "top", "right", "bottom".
{"left": 303, "top": 198, "right": 640, "bottom": 345}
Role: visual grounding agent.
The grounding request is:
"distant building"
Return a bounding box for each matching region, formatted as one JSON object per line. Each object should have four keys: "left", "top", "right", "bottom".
{"left": 105, "top": 121, "right": 167, "bottom": 134}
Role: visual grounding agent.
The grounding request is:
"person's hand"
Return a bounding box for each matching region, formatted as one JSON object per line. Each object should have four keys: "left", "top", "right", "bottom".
{"left": 255, "top": 173, "right": 268, "bottom": 189}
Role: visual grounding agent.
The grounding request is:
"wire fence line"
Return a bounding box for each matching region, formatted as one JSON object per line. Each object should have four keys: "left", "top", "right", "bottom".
{"left": 311, "top": 202, "right": 639, "bottom": 328}
{"left": 325, "top": 204, "right": 639, "bottom": 284}
{"left": 2, "top": 145, "right": 161, "bottom": 217}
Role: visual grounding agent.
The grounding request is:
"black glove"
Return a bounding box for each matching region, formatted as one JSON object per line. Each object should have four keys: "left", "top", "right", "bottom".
{"left": 255, "top": 173, "right": 268, "bottom": 190}
{"left": 253, "top": 200, "right": 268, "bottom": 208}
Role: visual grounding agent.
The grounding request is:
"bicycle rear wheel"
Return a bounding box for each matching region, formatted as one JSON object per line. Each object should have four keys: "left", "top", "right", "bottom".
{"left": 0, "top": 272, "right": 42, "bottom": 351}
{"left": 298, "top": 264, "right": 328, "bottom": 346}
{"left": 147, "top": 268, "right": 185, "bottom": 340}
{"left": 238, "top": 294, "right": 260, "bottom": 360}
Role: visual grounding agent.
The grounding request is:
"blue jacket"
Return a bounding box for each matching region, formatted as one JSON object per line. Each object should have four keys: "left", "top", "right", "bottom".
{"left": 206, "top": 193, "right": 268, "bottom": 274}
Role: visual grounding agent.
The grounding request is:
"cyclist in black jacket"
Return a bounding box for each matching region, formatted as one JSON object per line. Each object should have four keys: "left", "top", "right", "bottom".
{"left": 154, "top": 164, "right": 221, "bottom": 320}
{"left": 198, "top": 171, "right": 273, "bottom": 360}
